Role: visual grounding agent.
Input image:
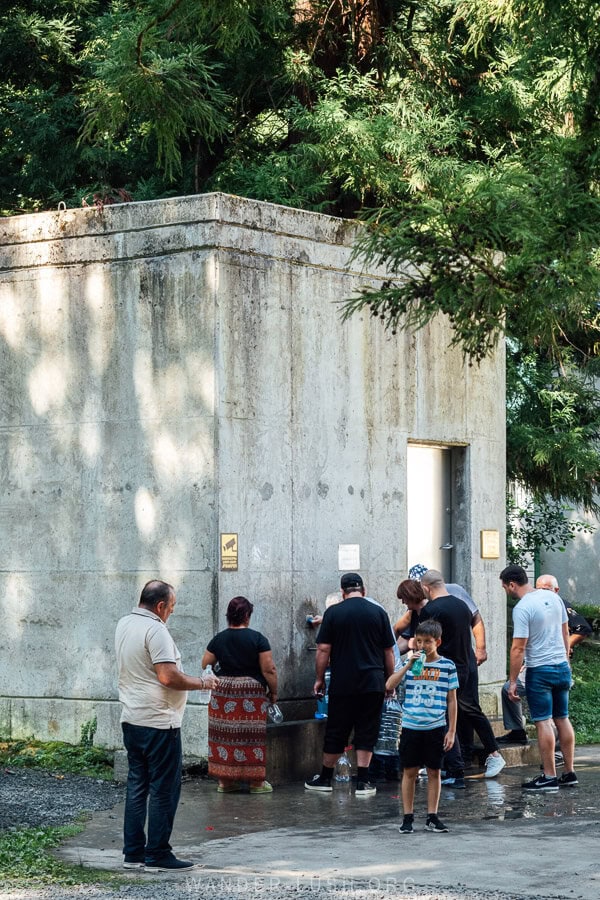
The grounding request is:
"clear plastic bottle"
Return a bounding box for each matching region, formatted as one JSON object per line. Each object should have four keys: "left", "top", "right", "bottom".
{"left": 199, "top": 664, "right": 213, "bottom": 703}
{"left": 334, "top": 746, "right": 352, "bottom": 782}
{"left": 411, "top": 651, "right": 426, "bottom": 677}
{"left": 266, "top": 703, "right": 284, "bottom": 724}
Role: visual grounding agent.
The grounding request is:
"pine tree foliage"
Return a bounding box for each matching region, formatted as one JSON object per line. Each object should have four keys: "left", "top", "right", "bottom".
{"left": 0, "top": 0, "right": 599, "bottom": 515}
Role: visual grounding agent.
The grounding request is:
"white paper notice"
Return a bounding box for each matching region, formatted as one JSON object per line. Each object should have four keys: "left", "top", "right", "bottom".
{"left": 338, "top": 543, "right": 360, "bottom": 570}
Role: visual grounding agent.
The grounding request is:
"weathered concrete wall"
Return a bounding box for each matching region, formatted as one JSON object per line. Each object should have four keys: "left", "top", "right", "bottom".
{"left": 0, "top": 193, "right": 506, "bottom": 752}
{"left": 540, "top": 502, "right": 600, "bottom": 606}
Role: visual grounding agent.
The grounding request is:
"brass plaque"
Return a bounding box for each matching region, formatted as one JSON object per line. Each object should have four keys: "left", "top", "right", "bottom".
{"left": 480, "top": 529, "right": 500, "bottom": 559}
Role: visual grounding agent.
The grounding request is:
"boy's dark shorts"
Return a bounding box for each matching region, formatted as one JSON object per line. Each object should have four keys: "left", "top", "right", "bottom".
{"left": 399, "top": 726, "right": 445, "bottom": 770}
{"left": 323, "top": 692, "right": 384, "bottom": 753}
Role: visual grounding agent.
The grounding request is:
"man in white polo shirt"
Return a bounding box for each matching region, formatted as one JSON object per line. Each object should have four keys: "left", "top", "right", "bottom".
{"left": 115, "top": 580, "right": 217, "bottom": 872}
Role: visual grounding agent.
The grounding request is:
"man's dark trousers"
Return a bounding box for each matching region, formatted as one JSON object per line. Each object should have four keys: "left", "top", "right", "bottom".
{"left": 122, "top": 722, "right": 182, "bottom": 865}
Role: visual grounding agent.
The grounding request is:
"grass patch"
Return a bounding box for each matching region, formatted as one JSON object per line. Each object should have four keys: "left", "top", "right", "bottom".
{"left": 0, "top": 739, "right": 114, "bottom": 779}
{"left": 570, "top": 643, "right": 600, "bottom": 743}
{"left": 506, "top": 598, "right": 600, "bottom": 743}
{"left": 0, "top": 823, "right": 120, "bottom": 888}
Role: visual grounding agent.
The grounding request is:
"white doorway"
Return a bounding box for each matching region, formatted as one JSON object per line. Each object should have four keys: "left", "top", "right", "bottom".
{"left": 406, "top": 444, "right": 454, "bottom": 578}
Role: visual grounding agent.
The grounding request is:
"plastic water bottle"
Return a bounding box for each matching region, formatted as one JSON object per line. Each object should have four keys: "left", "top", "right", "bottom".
{"left": 315, "top": 669, "right": 330, "bottom": 718}
{"left": 267, "top": 703, "right": 284, "bottom": 724}
{"left": 411, "top": 651, "right": 426, "bottom": 677}
{"left": 199, "top": 664, "right": 213, "bottom": 703}
{"left": 334, "top": 747, "right": 352, "bottom": 782}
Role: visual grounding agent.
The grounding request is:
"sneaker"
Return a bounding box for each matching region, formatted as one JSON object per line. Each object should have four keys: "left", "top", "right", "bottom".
{"left": 522, "top": 774, "right": 559, "bottom": 792}
{"left": 440, "top": 776, "right": 465, "bottom": 789}
{"left": 540, "top": 751, "right": 565, "bottom": 772}
{"left": 304, "top": 774, "right": 332, "bottom": 792}
{"left": 425, "top": 815, "right": 449, "bottom": 833}
{"left": 250, "top": 781, "right": 273, "bottom": 793}
{"left": 484, "top": 753, "right": 506, "bottom": 778}
{"left": 123, "top": 858, "right": 145, "bottom": 870}
{"left": 496, "top": 730, "right": 529, "bottom": 745}
{"left": 355, "top": 781, "right": 377, "bottom": 797}
{"left": 144, "top": 857, "right": 197, "bottom": 872}
{"left": 399, "top": 817, "right": 414, "bottom": 834}
{"left": 557, "top": 771, "right": 578, "bottom": 787}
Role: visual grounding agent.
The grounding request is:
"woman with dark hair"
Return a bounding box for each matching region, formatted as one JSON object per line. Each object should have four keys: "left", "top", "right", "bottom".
{"left": 393, "top": 579, "right": 428, "bottom": 655}
{"left": 202, "top": 596, "right": 277, "bottom": 793}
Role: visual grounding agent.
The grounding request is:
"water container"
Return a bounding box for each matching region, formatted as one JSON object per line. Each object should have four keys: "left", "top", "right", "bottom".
{"left": 266, "top": 703, "right": 284, "bottom": 724}
{"left": 199, "top": 664, "right": 213, "bottom": 703}
{"left": 334, "top": 747, "right": 352, "bottom": 782}
{"left": 315, "top": 669, "right": 330, "bottom": 718}
{"left": 411, "top": 651, "right": 426, "bottom": 677}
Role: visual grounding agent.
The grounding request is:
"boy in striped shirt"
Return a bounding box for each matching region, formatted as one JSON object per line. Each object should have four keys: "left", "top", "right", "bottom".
{"left": 386, "top": 619, "right": 458, "bottom": 833}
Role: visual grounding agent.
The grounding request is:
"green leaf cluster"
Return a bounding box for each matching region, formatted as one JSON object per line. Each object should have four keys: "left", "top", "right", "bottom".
{"left": 1, "top": 1, "right": 599, "bottom": 529}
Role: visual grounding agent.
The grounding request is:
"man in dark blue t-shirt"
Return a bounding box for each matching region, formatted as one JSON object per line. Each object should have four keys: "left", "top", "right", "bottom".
{"left": 304, "top": 573, "right": 395, "bottom": 797}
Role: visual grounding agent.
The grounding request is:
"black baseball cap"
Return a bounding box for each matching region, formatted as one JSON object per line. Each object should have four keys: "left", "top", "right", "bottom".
{"left": 340, "top": 572, "right": 364, "bottom": 590}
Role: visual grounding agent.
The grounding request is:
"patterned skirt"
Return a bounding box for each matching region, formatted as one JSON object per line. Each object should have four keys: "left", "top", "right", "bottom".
{"left": 207, "top": 676, "right": 268, "bottom": 781}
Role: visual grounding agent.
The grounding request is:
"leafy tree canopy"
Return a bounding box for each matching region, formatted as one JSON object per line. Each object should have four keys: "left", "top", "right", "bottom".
{"left": 1, "top": 0, "right": 598, "bottom": 515}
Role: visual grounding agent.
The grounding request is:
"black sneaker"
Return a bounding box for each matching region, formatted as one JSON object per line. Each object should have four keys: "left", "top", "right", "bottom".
{"left": 399, "top": 816, "right": 414, "bottom": 834}
{"left": 540, "top": 751, "right": 564, "bottom": 772}
{"left": 144, "top": 857, "right": 197, "bottom": 872}
{"left": 355, "top": 781, "right": 377, "bottom": 797}
{"left": 440, "top": 775, "right": 465, "bottom": 789}
{"left": 557, "top": 771, "right": 578, "bottom": 787}
{"left": 497, "top": 730, "right": 529, "bottom": 745}
{"left": 304, "top": 774, "right": 332, "bottom": 792}
{"left": 522, "top": 774, "right": 559, "bottom": 792}
{"left": 123, "top": 857, "right": 145, "bottom": 870}
{"left": 425, "top": 815, "right": 449, "bottom": 833}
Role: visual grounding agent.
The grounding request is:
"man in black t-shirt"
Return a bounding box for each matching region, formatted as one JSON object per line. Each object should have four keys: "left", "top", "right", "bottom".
{"left": 420, "top": 570, "right": 505, "bottom": 782}
{"left": 304, "top": 573, "right": 395, "bottom": 797}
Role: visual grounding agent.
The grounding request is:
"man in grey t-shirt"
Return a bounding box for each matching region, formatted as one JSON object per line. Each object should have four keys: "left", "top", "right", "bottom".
{"left": 500, "top": 564, "right": 576, "bottom": 792}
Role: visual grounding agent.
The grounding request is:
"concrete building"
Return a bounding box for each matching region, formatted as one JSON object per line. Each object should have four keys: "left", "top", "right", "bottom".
{"left": 0, "top": 193, "right": 506, "bottom": 753}
{"left": 540, "top": 504, "right": 600, "bottom": 605}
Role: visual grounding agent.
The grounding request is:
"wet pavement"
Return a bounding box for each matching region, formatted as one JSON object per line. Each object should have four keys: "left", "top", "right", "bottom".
{"left": 59, "top": 746, "right": 600, "bottom": 899}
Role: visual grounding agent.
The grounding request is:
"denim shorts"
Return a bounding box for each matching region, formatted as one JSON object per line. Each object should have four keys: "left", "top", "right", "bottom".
{"left": 525, "top": 662, "right": 571, "bottom": 722}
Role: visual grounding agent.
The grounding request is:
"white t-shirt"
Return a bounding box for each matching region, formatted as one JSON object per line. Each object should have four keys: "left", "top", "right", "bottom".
{"left": 512, "top": 589, "right": 568, "bottom": 668}
{"left": 115, "top": 607, "right": 187, "bottom": 728}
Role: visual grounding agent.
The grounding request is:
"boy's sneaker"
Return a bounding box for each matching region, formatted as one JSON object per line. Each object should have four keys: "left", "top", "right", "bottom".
{"left": 484, "top": 754, "right": 506, "bottom": 778}
{"left": 425, "top": 815, "right": 449, "bottom": 833}
{"left": 522, "top": 774, "right": 559, "bottom": 792}
{"left": 440, "top": 775, "right": 465, "bottom": 789}
{"left": 399, "top": 816, "right": 414, "bottom": 834}
{"left": 557, "top": 771, "right": 578, "bottom": 787}
{"left": 304, "top": 774, "right": 332, "bottom": 792}
{"left": 355, "top": 781, "right": 377, "bottom": 797}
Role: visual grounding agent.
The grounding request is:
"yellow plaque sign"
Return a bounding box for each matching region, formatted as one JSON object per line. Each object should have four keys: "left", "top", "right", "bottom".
{"left": 220, "top": 533, "right": 238, "bottom": 571}
{"left": 480, "top": 529, "right": 500, "bottom": 559}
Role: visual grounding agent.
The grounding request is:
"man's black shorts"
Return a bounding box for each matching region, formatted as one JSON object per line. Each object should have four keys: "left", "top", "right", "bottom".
{"left": 323, "top": 692, "right": 384, "bottom": 754}
{"left": 399, "top": 726, "right": 445, "bottom": 770}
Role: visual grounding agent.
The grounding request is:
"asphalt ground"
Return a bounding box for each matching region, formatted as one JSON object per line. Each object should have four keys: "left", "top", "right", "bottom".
{"left": 55, "top": 745, "right": 600, "bottom": 900}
